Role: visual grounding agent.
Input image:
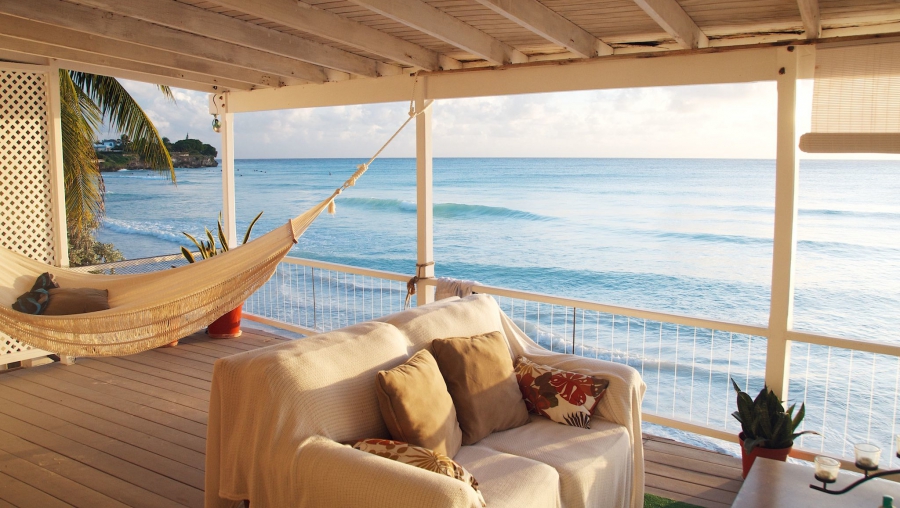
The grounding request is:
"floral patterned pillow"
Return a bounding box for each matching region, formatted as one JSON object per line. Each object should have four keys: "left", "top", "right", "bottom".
{"left": 353, "top": 438, "right": 485, "bottom": 507}
{"left": 514, "top": 356, "right": 610, "bottom": 429}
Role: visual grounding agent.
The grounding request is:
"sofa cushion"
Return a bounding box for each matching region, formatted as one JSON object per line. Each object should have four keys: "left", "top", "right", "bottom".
{"left": 453, "top": 445, "right": 560, "bottom": 508}
{"left": 380, "top": 294, "right": 507, "bottom": 353}
{"left": 515, "top": 356, "right": 610, "bottom": 429}
{"left": 353, "top": 438, "right": 485, "bottom": 507}
{"left": 477, "top": 415, "right": 632, "bottom": 508}
{"left": 431, "top": 332, "right": 529, "bottom": 445}
{"left": 375, "top": 349, "right": 463, "bottom": 457}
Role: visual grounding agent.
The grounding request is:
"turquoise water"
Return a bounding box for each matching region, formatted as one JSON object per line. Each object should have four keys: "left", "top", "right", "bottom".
{"left": 97, "top": 158, "right": 900, "bottom": 458}
{"left": 98, "top": 157, "right": 900, "bottom": 342}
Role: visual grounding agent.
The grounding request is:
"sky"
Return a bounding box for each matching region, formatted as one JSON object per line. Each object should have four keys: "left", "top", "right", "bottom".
{"left": 115, "top": 78, "right": 892, "bottom": 160}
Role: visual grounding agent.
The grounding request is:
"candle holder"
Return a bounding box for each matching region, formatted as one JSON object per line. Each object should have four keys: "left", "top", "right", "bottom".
{"left": 814, "top": 456, "right": 840, "bottom": 484}
{"left": 810, "top": 445, "right": 900, "bottom": 495}
{"left": 856, "top": 443, "right": 881, "bottom": 474}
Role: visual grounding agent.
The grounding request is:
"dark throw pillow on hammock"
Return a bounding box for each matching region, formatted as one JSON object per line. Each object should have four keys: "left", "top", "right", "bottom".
{"left": 12, "top": 289, "right": 51, "bottom": 314}
{"left": 11, "top": 272, "right": 60, "bottom": 314}
{"left": 31, "top": 272, "right": 59, "bottom": 292}
{"left": 43, "top": 288, "right": 110, "bottom": 316}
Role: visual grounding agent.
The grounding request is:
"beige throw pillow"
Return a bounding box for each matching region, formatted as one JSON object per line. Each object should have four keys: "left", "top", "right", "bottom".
{"left": 431, "top": 331, "right": 529, "bottom": 445}
{"left": 375, "top": 349, "right": 463, "bottom": 458}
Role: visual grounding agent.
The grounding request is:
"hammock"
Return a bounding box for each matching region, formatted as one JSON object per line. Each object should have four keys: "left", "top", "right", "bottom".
{"left": 0, "top": 92, "right": 430, "bottom": 357}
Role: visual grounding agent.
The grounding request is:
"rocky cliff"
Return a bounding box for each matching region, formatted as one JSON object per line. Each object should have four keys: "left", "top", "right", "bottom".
{"left": 98, "top": 152, "right": 218, "bottom": 171}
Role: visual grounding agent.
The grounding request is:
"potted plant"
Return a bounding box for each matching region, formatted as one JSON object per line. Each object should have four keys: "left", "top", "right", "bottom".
{"left": 731, "top": 378, "right": 818, "bottom": 478}
{"left": 181, "top": 211, "right": 263, "bottom": 339}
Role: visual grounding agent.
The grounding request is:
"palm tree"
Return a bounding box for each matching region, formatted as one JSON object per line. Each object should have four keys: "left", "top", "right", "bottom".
{"left": 58, "top": 71, "right": 175, "bottom": 265}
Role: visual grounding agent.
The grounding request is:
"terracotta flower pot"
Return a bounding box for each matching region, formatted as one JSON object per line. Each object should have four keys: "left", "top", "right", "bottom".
{"left": 207, "top": 304, "right": 243, "bottom": 339}
{"left": 739, "top": 432, "right": 791, "bottom": 478}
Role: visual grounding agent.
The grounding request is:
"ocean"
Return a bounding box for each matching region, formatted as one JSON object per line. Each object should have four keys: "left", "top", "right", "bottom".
{"left": 97, "top": 157, "right": 900, "bottom": 458}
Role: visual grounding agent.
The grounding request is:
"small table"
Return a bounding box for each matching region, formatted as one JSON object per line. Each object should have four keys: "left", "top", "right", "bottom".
{"left": 732, "top": 457, "right": 900, "bottom": 508}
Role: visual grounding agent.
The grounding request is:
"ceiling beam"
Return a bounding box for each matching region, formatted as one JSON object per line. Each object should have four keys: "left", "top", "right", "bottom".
{"left": 797, "top": 0, "right": 821, "bottom": 39}
{"left": 0, "top": 0, "right": 334, "bottom": 84}
{"left": 349, "top": 0, "right": 527, "bottom": 65}
{"left": 0, "top": 35, "right": 253, "bottom": 91}
{"left": 473, "top": 0, "right": 612, "bottom": 58}
{"left": 633, "top": 0, "right": 709, "bottom": 49}
{"left": 0, "top": 15, "right": 286, "bottom": 88}
{"left": 206, "top": 0, "right": 458, "bottom": 71}
{"left": 70, "top": 0, "right": 398, "bottom": 78}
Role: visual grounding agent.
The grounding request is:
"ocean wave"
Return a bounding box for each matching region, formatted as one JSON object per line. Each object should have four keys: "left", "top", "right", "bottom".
{"left": 102, "top": 218, "right": 190, "bottom": 245}
{"left": 800, "top": 208, "right": 900, "bottom": 221}
{"left": 338, "top": 197, "right": 553, "bottom": 221}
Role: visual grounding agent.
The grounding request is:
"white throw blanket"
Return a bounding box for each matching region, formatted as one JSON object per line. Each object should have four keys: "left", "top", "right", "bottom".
{"left": 434, "top": 277, "right": 480, "bottom": 301}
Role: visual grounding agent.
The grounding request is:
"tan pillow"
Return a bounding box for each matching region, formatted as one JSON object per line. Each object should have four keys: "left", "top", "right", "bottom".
{"left": 43, "top": 288, "right": 110, "bottom": 315}
{"left": 431, "top": 331, "right": 529, "bottom": 445}
{"left": 375, "top": 349, "right": 463, "bottom": 458}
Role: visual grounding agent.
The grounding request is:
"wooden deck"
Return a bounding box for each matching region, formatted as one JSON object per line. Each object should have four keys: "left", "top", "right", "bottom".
{"left": 0, "top": 328, "right": 741, "bottom": 508}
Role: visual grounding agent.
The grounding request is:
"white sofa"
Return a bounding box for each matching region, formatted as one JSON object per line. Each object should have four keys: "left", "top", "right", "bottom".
{"left": 205, "top": 294, "right": 646, "bottom": 508}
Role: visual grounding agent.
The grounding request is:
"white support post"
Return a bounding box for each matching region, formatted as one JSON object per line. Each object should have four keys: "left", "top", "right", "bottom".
{"left": 215, "top": 93, "right": 238, "bottom": 247}
{"left": 415, "top": 78, "right": 435, "bottom": 306}
{"left": 766, "top": 45, "right": 800, "bottom": 400}
{"left": 45, "top": 63, "right": 69, "bottom": 268}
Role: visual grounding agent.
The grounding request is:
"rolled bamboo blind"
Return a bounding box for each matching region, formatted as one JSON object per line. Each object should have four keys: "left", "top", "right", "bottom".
{"left": 800, "top": 42, "right": 900, "bottom": 154}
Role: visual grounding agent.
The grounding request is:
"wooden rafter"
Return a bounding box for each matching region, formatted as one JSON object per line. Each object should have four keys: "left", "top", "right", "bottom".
{"left": 206, "top": 0, "right": 458, "bottom": 71}
{"left": 473, "top": 0, "right": 612, "bottom": 58}
{"left": 71, "top": 0, "right": 399, "bottom": 78}
{"left": 0, "top": 0, "right": 332, "bottom": 83}
{"left": 348, "top": 0, "right": 527, "bottom": 65}
{"left": 797, "top": 0, "right": 821, "bottom": 39}
{"left": 633, "top": 0, "right": 709, "bottom": 49}
{"left": 0, "top": 15, "right": 286, "bottom": 88}
{"left": 0, "top": 38, "right": 248, "bottom": 92}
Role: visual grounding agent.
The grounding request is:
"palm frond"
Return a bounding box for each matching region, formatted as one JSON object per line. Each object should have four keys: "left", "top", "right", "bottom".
{"left": 158, "top": 85, "right": 175, "bottom": 103}
{"left": 59, "top": 70, "right": 104, "bottom": 242}
{"left": 69, "top": 72, "right": 175, "bottom": 182}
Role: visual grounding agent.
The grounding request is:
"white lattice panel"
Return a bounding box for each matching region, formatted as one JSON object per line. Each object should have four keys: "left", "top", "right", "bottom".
{"left": 0, "top": 70, "right": 56, "bottom": 264}
{"left": 0, "top": 69, "right": 57, "bottom": 364}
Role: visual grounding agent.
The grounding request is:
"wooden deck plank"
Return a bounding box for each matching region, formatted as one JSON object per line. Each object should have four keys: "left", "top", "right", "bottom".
{"left": 0, "top": 375, "right": 206, "bottom": 453}
{"left": 0, "top": 411, "right": 204, "bottom": 503}
{"left": 0, "top": 469, "right": 74, "bottom": 508}
{"left": 0, "top": 429, "right": 183, "bottom": 508}
{"left": 64, "top": 362, "right": 211, "bottom": 409}
{"left": 0, "top": 327, "right": 744, "bottom": 508}
{"left": 0, "top": 387, "right": 205, "bottom": 470}
{"left": 22, "top": 368, "right": 209, "bottom": 424}
{"left": 97, "top": 357, "right": 211, "bottom": 391}
{"left": 0, "top": 448, "right": 130, "bottom": 508}
{"left": 3, "top": 370, "right": 207, "bottom": 438}
{"left": 76, "top": 359, "right": 211, "bottom": 402}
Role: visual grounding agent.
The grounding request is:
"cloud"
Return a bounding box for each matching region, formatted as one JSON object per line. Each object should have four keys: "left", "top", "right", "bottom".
{"left": 115, "top": 77, "right": 899, "bottom": 160}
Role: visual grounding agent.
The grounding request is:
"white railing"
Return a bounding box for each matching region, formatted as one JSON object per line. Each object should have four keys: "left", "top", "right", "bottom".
{"left": 75, "top": 253, "right": 900, "bottom": 470}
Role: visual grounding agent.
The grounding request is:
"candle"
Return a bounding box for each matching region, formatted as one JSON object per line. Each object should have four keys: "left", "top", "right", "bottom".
{"left": 814, "top": 456, "right": 840, "bottom": 483}
{"left": 855, "top": 443, "right": 881, "bottom": 470}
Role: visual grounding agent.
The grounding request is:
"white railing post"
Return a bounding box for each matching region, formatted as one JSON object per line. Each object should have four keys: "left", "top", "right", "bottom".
{"left": 766, "top": 45, "right": 800, "bottom": 400}
{"left": 46, "top": 63, "right": 69, "bottom": 268}
{"left": 415, "top": 78, "right": 435, "bottom": 305}
{"left": 212, "top": 92, "right": 237, "bottom": 246}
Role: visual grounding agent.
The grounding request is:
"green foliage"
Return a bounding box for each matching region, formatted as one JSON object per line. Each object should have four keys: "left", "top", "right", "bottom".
{"left": 643, "top": 494, "right": 702, "bottom": 508}
{"left": 731, "top": 378, "right": 818, "bottom": 453}
{"left": 68, "top": 235, "right": 125, "bottom": 268}
{"left": 168, "top": 137, "right": 217, "bottom": 158}
{"left": 62, "top": 70, "right": 174, "bottom": 253}
{"left": 97, "top": 152, "right": 131, "bottom": 171}
{"left": 181, "top": 212, "right": 263, "bottom": 263}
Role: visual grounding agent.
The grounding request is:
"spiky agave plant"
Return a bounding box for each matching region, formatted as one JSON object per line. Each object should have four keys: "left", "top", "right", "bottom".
{"left": 731, "top": 378, "right": 819, "bottom": 453}
{"left": 181, "top": 212, "right": 263, "bottom": 263}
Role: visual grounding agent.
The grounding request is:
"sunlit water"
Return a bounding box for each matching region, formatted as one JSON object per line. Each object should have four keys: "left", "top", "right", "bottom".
{"left": 98, "top": 158, "right": 900, "bottom": 458}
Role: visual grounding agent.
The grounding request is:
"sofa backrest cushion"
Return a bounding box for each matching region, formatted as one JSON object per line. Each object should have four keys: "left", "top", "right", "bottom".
{"left": 215, "top": 321, "right": 411, "bottom": 447}
{"left": 380, "top": 294, "right": 509, "bottom": 355}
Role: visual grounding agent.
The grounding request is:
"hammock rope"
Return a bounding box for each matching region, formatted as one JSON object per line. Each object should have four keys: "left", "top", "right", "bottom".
{"left": 0, "top": 75, "right": 430, "bottom": 357}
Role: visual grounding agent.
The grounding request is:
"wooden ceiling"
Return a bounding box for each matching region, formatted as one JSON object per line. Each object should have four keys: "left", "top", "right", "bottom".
{"left": 0, "top": 0, "right": 897, "bottom": 92}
